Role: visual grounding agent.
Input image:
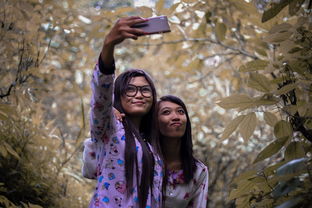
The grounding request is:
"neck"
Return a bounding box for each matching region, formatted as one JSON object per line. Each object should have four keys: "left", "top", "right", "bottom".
{"left": 162, "top": 137, "right": 181, "bottom": 164}
{"left": 129, "top": 116, "right": 142, "bottom": 130}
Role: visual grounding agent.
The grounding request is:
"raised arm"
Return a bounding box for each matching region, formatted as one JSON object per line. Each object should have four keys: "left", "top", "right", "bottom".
{"left": 90, "top": 16, "right": 148, "bottom": 144}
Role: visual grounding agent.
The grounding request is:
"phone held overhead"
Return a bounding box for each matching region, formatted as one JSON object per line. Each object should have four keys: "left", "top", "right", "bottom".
{"left": 132, "top": 16, "right": 171, "bottom": 35}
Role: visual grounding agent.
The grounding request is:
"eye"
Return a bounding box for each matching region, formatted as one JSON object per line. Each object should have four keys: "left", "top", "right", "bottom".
{"left": 161, "top": 110, "right": 170, "bottom": 115}
{"left": 126, "top": 86, "right": 136, "bottom": 93}
{"left": 178, "top": 109, "right": 185, "bottom": 114}
{"left": 141, "top": 86, "right": 152, "bottom": 93}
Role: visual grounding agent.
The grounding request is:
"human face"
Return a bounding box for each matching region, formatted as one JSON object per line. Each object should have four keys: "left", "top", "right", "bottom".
{"left": 121, "top": 76, "right": 153, "bottom": 117}
{"left": 158, "top": 101, "right": 187, "bottom": 139}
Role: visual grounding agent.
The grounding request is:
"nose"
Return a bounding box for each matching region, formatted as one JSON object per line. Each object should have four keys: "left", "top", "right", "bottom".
{"left": 171, "top": 112, "right": 181, "bottom": 121}
{"left": 134, "top": 90, "right": 144, "bottom": 99}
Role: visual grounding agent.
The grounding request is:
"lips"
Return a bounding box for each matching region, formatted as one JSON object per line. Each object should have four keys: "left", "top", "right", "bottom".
{"left": 132, "top": 101, "right": 145, "bottom": 105}
{"left": 170, "top": 122, "right": 182, "bottom": 127}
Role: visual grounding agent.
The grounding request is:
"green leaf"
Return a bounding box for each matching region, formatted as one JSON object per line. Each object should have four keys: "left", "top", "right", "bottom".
{"left": 274, "top": 83, "right": 297, "bottom": 95}
{"left": 264, "top": 112, "right": 278, "bottom": 127}
{"left": 220, "top": 115, "right": 245, "bottom": 140}
{"left": 276, "top": 158, "right": 308, "bottom": 176}
{"left": 264, "top": 161, "right": 287, "bottom": 176}
{"left": 247, "top": 73, "right": 272, "bottom": 93}
{"left": 254, "top": 136, "right": 289, "bottom": 163}
{"left": 239, "top": 112, "right": 257, "bottom": 142}
{"left": 275, "top": 197, "right": 303, "bottom": 208}
{"left": 289, "top": 0, "right": 305, "bottom": 16}
{"left": 262, "top": 0, "right": 292, "bottom": 23}
{"left": 215, "top": 22, "right": 226, "bottom": 41}
{"left": 205, "top": 10, "right": 212, "bottom": 23}
{"left": 216, "top": 94, "right": 254, "bottom": 109}
{"left": 271, "top": 178, "right": 300, "bottom": 198}
{"left": 228, "top": 180, "right": 255, "bottom": 200}
{"left": 274, "top": 120, "right": 293, "bottom": 139}
{"left": 254, "top": 95, "right": 279, "bottom": 106}
{"left": 264, "top": 31, "right": 293, "bottom": 43}
{"left": 232, "top": 169, "right": 257, "bottom": 184}
{"left": 239, "top": 60, "right": 269, "bottom": 72}
{"left": 285, "top": 142, "right": 305, "bottom": 161}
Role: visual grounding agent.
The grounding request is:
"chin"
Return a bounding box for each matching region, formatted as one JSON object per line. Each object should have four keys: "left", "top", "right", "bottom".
{"left": 129, "top": 110, "right": 149, "bottom": 117}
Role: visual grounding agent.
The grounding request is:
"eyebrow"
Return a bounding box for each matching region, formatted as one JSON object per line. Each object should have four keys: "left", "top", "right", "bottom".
{"left": 159, "top": 106, "right": 183, "bottom": 111}
{"left": 127, "top": 84, "right": 150, "bottom": 87}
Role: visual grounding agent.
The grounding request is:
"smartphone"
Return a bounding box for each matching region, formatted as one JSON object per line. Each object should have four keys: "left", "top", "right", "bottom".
{"left": 132, "top": 16, "right": 171, "bottom": 35}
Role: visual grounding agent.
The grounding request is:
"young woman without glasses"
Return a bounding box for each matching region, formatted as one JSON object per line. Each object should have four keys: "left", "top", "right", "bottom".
{"left": 86, "top": 16, "right": 163, "bottom": 208}
{"left": 155, "top": 95, "right": 208, "bottom": 208}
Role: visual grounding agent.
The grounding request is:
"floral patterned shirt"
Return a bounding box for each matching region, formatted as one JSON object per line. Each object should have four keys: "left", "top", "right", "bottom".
{"left": 87, "top": 64, "right": 163, "bottom": 208}
{"left": 165, "top": 161, "right": 209, "bottom": 208}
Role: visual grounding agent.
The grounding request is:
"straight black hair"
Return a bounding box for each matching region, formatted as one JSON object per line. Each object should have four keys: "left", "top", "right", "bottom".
{"left": 151, "top": 95, "right": 197, "bottom": 204}
{"left": 113, "top": 69, "right": 157, "bottom": 208}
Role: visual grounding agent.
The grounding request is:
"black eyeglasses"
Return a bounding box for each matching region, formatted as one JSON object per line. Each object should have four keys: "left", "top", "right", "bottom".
{"left": 125, "top": 84, "right": 152, "bottom": 98}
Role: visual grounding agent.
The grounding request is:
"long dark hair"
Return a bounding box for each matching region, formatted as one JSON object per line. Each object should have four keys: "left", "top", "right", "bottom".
{"left": 113, "top": 69, "right": 157, "bottom": 208}
{"left": 151, "top": 95, "right": 197, "bottom": 202}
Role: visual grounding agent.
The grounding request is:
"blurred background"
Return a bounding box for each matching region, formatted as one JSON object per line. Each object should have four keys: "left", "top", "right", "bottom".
{"left": 0, "top": 0, "right": 311, "bottom": 207}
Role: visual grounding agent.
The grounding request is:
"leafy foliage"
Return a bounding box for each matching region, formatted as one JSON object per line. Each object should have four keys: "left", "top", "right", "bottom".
{"left": 1, "top": 0, "right": 311, "bottom": 207}
{"left": 216, "top": 0, "right": 312, "bottom": 207}
{"left": 0, "top": 0, "right": 92, "bottom": 207}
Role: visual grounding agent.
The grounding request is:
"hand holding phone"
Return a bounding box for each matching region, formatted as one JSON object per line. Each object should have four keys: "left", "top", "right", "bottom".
{"left": 131, "top": 16, "right": 171, "bottom": 35}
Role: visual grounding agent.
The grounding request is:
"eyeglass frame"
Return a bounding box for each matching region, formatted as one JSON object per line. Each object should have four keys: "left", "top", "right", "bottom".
{"left": 124, "top": 84, "right": 153, "bottom": 98}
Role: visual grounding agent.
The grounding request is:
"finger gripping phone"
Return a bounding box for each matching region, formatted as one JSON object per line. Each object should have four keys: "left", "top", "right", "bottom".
{"left": 132, "top": 16, "right": 171, "bottom": 35}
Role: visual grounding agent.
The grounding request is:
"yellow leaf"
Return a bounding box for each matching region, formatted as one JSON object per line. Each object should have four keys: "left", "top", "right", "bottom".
{"left": 264, "top": 112, "right": 278, "bottom": 126}
{"left": 255, "top": 48, "right": 268, "bottom": 57}
{"left": 239, "top": 60, "right": 269, "bottom": 72}
{"left": 216, "top": 94, "right": 254, "bottom": 109}
{"left": 0, "top": 112, "right": 9, "bottom": 121}
{"left": 274, "top": 120, "right": 293, "bottom": 139}
{"left": 247, "top": 73, "right": 272, "bottom": 93}
{"left": 3, "top": 142, "right": 20, "bottom": 160}
{"left": 0, "top": 145, "right": 8, "bottom": 157}
{"left": 269, "top": 23, "right": 293, "bottom": 34}
{"left": 220, "top": 115, "right": 245, "bottom": 140}
{"left": 263, "top": 31, "right": 293, "bottom": 43}
{"left": 239, "top": 112, "right": 257, "bottom": 142}
{"left": 155, "top": 0, "right": 165, "bottom": 14}
{"left": 114, "top": 7, "right": 134, "bottom": 16}
{"left": 215, "top": 22, "right": 226, "bottom": 41}
{"left": 28, "top": 203, "right": 43, "bottom": 208}
{"left": 183, "top": 0, "right": 198, "bottom": 3}
{"left": 136, "top": 6, "right": 153, "bottom": 18}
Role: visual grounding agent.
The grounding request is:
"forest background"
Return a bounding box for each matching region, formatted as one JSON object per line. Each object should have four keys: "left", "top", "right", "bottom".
{"left": 0, "top": 0, "right": 311, "bottom": 207}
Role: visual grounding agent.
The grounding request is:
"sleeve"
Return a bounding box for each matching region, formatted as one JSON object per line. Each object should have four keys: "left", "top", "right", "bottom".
{"left": 90, "top": 63, "right": 115, "bottom": 145}
{"left": 188, "top": 165, "right": 209, "bottom": 208}
{"left": 82, "top": 138, "right": 97, "bottom": 179}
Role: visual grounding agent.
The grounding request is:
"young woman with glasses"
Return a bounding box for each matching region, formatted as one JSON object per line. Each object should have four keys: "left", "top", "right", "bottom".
{"left": 85, "top": 16, "right": 163, "bottom": 208}
{"left": 84, "top": 95, "right": 209, "bottom": 208}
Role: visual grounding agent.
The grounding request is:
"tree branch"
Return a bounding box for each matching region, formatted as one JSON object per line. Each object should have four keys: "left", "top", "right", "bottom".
{"left": 132, "top": 37, "right": 258, "bottom": 59}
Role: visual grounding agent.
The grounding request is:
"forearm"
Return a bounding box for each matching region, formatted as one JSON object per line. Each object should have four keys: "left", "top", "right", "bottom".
{"left": 90, "top": 64, "right": 115, "bottom": 143}
{"left": 100, "top": 40, "right": 115, "bottom": 70}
